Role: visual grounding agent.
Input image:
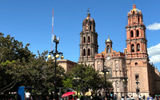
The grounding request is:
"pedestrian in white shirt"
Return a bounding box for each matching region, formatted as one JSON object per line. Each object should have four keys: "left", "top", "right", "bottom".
{"left": 25, "top": 91, "right": 31, "bottom": 100}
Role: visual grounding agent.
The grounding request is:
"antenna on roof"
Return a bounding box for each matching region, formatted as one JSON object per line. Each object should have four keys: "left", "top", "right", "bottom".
{"left": 52, "top": 9, "right": 54, "bottom": 35}
{"left": 51, "top": 9, "right": 54, "bottom": 50}
{"left": 87, "top": 8, "right": 90, "bottom": 17}
{"left": 87, "top": 8, "right": 90, "bottom": 14}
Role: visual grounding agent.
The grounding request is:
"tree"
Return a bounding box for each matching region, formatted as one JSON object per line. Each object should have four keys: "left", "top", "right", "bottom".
{"left": 0, "top": 33, "right": 33, "bottom": 63}
{"left": 21, "top": 51, "right": 65, "bottom": 96}
{"left": 0, "top": 33, "right": 65, "bottom": 96}
{"left": 63, "top": 64, "right": 106, "bottom": 96}
{"left": 0, "top": 33, "right": 34, "bottom": 93}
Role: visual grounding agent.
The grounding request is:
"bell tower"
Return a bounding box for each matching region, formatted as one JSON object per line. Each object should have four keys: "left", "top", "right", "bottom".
{"left": 126, "top": 5, "right": 151, "bottom": 97}
{"left": 79, "top": 11, "right": 98, "bottom": 66}
{"left": 126, "top": 4, "right": 148, "bottom": 58}
{"left": 105, "top": 37, "right": 112, "bottom": 53}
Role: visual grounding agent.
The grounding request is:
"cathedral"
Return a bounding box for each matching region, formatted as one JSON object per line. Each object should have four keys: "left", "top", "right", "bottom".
{"left": 78, "top": 4, "right": 160, "bottom": 98}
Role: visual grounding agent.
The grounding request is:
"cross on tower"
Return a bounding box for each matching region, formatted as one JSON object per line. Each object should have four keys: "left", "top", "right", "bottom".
{"left": 87, "top": 8, "right": 90, "bottom": 14}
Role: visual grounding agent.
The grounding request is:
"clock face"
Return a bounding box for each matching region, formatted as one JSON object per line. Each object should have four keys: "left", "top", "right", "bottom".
{"left": 107, "top": 56, "right": 110, "bottom": 60}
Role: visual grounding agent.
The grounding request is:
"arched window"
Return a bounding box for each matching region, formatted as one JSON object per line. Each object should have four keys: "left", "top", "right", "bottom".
{"left": 88, "top": 49, "right": 90, "bottom": 56}
{"left": 107, "top": 45, "right": 110, "bottom": 53}
{"left": 131, "top": 44, "right": 135, "bottom": 52}
{"left": 137, "top": 44, "right": 140, "bottom": 51}
{"left": 83, "top": 37, "right": 86, "bottom": 43}
{"left": 83, "top": 49, "right": 86, "bottom": 56}
{"left": 138, "top": 17, "right": 140, "bottom": 23}
{"left": 131, "top": 30, "right": 134, "bottom": 37}
{"left": 136, "top": 30, "right": 139, "bottom": 37}
{"left": 88, "top": 36, "right": 90, "bottom": 43}
{"left": 135, "top": 74, "right": 139, "bottom": 80}
{"left": 133, "top": 11, "right": 135, "bottom": 15}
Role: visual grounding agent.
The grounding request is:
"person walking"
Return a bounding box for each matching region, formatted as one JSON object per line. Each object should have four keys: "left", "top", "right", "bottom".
{"left": 147, "top": 96, "right": 153, "bottom": 100}
{"left": 25, "top": 90, "right": 31, "bottom": 100}
{"left": 143, "top": 95, "right": 146, "bottom": 100}
{"left": 139, "top": 95, "right": 142, "bottom": 100}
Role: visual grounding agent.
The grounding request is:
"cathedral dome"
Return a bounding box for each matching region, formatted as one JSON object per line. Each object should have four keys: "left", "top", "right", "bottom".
{"left": 128, "top": 4, "right": 141, "bottom": 15}
{"left": 83, "top": 13, "right": 95, "bottom": 25}
{"left": 106, "top": 37, "right": 112, "bottom": 43}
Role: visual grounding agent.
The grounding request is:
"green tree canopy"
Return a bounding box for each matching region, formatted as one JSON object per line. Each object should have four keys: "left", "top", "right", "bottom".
{"left": 0, "top": 33, "right": 65, "bottom": 95}
{"left": 0, "top": 33, "right": 34, "bottom": 93}
{"left": 63, "top": 64, "right": 110, "bottom": 95}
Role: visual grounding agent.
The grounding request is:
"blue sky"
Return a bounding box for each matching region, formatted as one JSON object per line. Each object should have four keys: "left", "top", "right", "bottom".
{"left": 0, "top": 0, "right": 160, "bottom": 70}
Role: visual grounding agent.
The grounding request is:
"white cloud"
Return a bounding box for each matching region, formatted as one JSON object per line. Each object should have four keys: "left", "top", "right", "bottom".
{"left": 148, "top": 43, "right": 160, "bottom": 56}
{"left": 149, "top": 55, "right": 160, "bottom": 64}
{"left": 148, "top": 43, "right": 160, "bottom": 64}
{"left": 147, "top": 23, "right": 160, "bottom": 30}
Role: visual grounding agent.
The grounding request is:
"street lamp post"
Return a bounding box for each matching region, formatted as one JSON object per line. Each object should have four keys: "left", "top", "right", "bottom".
{"left": 102, "top": 57, "right": 109, "bottom": 100}
{"left": 136, "top": 81, "right": 140, "bottom": 100}
{"left": 135, "top": 74, "right": 140, "bottom": 100}
{"left": 73, "top": 77, "right": 80, "bottom": 96}
{"left": 122, "top": 77, "right": 128, "bottom": 100}
{"left": 48, "top": 35, "right": 64, "bottom": 100}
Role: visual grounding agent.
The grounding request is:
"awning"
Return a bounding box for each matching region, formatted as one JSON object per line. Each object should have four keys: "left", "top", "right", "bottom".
{"left": 61, "top": 92, "right": 75, "bottom": 98}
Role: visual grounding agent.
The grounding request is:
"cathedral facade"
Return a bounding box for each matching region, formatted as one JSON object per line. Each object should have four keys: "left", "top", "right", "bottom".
{"left": 79, "top": 4, "right": 160, "bottom": 98}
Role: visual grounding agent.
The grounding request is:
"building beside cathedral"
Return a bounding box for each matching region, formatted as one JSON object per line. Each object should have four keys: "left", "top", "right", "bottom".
{"left": 78, "top": 4, "right": 160, "bottom": 98}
